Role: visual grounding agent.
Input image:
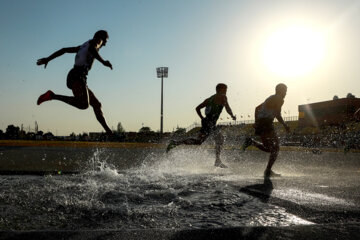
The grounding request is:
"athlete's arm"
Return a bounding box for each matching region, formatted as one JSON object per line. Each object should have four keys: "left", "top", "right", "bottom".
{"left": 273, "top": 99, "right": 290, "bottom": 133}
{"left": 196, "top": 99, "right": 209, "bottom": 120}
{"left": 89, "top": 45, "right": 113, "bottom": 70}
{"left": 36, "top": 47, "right": 80, "bottom": 69}
{"left": 223, "top": 96, "right": 236, "bottom": 120}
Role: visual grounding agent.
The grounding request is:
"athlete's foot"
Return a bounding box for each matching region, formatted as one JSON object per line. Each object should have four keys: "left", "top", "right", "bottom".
{"left": 215, "top": 161, "right": 228, "bottom": 168}
{"left": 264, "top": 169, "right": 281, "bottom": 178}
{"left": 241, "top": 137, "right": 253, "bottom": 152}
{"left": 37, "top": 90, "right": 54, "bottom": 105}
{"left": 166, "top": 140, "right": 177, "bottom": 153}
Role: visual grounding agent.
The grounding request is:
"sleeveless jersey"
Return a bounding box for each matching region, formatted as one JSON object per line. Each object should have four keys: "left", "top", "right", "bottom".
{"left": 205, "top": 95, "right": 224, "bottom": 122}
{"left": 74, "top": 40, "right": 95, "bottom": 72}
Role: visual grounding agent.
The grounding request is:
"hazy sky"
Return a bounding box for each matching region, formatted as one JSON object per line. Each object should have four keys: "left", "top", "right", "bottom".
{"left": 1, "top": 0, "right": 359, "bottom": 135}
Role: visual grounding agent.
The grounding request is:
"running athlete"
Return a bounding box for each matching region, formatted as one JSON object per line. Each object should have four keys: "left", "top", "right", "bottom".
{"left": 166, "top": 83, "right": 236, "bottom": 168}
{"left": 241, "top": 83, "right": 290, "bottom": 177}
{"left": 36, "top": 30, "right": 113, "bottom": 135}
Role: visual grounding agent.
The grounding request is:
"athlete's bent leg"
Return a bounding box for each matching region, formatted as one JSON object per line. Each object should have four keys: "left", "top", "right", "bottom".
{"left": 39, "top": 81, "right": 90, "bottom": 109}
{"left": 262, "top": 133, "right": 280, "bottom": 177}
{"left": 214, "top": 131, "right": 227, "bottom": 168}
{"left": 88, "top": 89, "right": 112, "bottom": 135}
{"left": 251, "top": 138, "right": 271, "bottom": 152}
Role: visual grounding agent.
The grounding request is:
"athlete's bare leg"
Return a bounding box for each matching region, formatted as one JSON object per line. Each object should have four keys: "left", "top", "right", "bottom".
{"left": 37, "top": 81, "right": 89, "bottom": 109}
{"left": 251, "top": 139, "right": 271, "bottom": 152}
{"left": 176, "top": 133, "right": 207, "bottom": 145}
{"left": 88, "top": 89, "right": 112, "bottom": 135}
{"left": 261, "top": 132, "right": 279, "bottom": 172}
{"left": 214, "top": 131, "right": 227, "bottom": 168}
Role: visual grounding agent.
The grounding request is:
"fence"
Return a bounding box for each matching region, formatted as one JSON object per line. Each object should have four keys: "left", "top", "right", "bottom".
{"left": 186, "top": 116, "right": 299, "bottom": 132}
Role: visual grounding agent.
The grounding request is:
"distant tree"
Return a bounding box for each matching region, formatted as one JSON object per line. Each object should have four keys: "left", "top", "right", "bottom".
{"left": 0, "top": 130, "right": 3, "bottom": 139}
{"left": 347, "top": 93, "right": 355, "bottom": 99}
{"left": 43, "top": 132, "right": 54, "bottom": 140}
{"left": 174, "top": 127, "right": 186, "bottom": 135}
{"left": 117, "top": 122, "right": 125, "bottom": 133}
{"left": 5, "top": 125, "right": 20, "bottom": 139}
{"left": 78, "top": 132, "right": 89, "bottom": 141}
{"left": 19, "top": 129, "right": 27, "bottom": 140}
{"left": 70, "top": 132, "right": 76, "bottom": 141}
{"left": 333, "top": 95, "right": 339, "bottom": 100}
{"left": 26, "top": 132, "right": 36, "bottom": 140}
{"left": 139, "top": 126, "right": 152, "bottom": 133}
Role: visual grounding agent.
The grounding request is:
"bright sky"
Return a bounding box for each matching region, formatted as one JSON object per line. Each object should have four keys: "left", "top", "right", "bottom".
{"left": 1, "top": 0, "right": 360, "bottom": 135}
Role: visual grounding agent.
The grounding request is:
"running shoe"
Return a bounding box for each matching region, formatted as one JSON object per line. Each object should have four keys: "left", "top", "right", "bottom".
{"left": 241, "top": 137, "right": 253, "bottom": 152}
{"left": 215, "top": 162, "right": 228, "bottom": 168}
{"left": 264, "top": 169, "right": 281, "bottom": 178}
{"left": 37, "top": 90, "right": 54, "bottom": 105}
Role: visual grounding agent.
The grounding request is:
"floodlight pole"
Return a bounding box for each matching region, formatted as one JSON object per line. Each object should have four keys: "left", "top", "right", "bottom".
{"left": 156, "top": 67, "right": 168, "bottom": 138}
{"left": 160, "top": 74, "right": 164, "bottom": 136}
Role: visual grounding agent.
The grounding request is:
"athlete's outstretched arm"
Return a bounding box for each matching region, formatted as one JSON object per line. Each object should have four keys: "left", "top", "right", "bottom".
{"left": 196, "top": 99, "right": 209, "bottom": 120}
{"left": 37, "top": 47, "right": 80, "bottom": 68}
{"left": 223, "top": 96, "right": 236, "bottom": 120}
{"left": 275, "top": 107, "right": 290, "bottom": 133}
{"left": 89, "top": 46, "right": 113, "bottom": 70}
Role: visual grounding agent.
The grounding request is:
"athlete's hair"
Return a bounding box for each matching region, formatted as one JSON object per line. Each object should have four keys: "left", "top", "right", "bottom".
{"left": 93, "top": 30, "right": 109, "bottom": 41}
{"left": 275, "top": 83, "right": 287, "bottom": 94}
{"left": 216, "top": 83, "right": 227, "bottom": 92}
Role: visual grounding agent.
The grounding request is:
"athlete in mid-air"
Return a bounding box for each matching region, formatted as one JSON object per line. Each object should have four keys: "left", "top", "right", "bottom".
{"left": 241, "top": 83, "right": 290, "bottom": 177}
{"left": 166, "top": 83, "right": 236, "bottom": 168}
{"left": 36, "top": 30, "right": 113, "bottom": 135}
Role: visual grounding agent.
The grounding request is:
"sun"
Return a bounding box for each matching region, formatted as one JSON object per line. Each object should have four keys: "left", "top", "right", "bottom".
{"left": 262, "top": 26, "right": 326, "bottom": 77}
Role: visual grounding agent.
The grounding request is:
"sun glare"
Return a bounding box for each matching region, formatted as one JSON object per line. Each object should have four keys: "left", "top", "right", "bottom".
{"left": 262, "top": 26, "right": 325, "bottom": 77}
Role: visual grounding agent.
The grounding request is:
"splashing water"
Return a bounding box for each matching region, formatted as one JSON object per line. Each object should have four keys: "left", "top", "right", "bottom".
{"left": 0, "top": 148, "right": 314, "bottom": 230}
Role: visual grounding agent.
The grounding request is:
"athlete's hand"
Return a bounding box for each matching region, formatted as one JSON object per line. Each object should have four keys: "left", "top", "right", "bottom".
{"left": 37, "top": 58, "right": 49, "bottom": 69}
{"left": 104, "top": 60, "right": 113, "bottom": 70}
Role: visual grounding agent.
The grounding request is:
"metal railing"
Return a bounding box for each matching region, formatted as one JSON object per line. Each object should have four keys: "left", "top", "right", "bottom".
{"left": 186, "top": 116, "right": 299, "bottom": 132}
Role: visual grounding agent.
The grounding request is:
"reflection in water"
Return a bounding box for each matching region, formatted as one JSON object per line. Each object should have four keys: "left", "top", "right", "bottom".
{"left": 239, "top": 177, "right": 273, "bottom": 203}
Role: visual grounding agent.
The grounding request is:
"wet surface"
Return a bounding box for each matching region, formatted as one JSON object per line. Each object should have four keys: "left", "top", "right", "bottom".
{"left": 0, "top": 146, "right": 359, "bottom": 231}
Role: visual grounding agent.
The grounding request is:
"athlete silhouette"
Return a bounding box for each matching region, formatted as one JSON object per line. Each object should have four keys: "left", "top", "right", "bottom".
{"left": 166, "top": 83, "right": 236, "bottom": 168}
{"left": 241, "top": 83, "right": 290, "bottom": 177}
{"left": 36, "top": 30, "right": 113, "bottom": 135}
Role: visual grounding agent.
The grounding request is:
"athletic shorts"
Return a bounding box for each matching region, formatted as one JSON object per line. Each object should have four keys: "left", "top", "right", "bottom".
{"left": 200, "top": 118, "right": 218, "bottom": 136}
{"left": 66, "top": 67, "right": 88, "bottom": 89}
{"left": 254, "top": 118, "right": 274, "bottom": 136}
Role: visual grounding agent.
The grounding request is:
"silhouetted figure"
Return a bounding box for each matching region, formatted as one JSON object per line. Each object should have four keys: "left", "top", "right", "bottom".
{"left": 166, "top": 83, "right": 236, "bottom": 168}
{"left": 36, "top": 30, "right": 113, "bottom": 135}
{"left": 241, "top": 83, "right": 290, "bottom": 177}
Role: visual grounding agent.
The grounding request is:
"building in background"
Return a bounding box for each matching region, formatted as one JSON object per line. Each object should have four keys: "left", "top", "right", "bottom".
{"left": 298, "top": 95, "right": 360, "bottom": 128}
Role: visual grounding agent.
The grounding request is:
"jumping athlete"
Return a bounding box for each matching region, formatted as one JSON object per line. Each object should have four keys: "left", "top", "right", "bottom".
{"left": 36, "top": 30, "right": 113, "bottom": 135}
{"left": 166, "top": 83, "right": 236, "bottom": 168}
{"left": 241, "top": 83, "right": 290, "bottom": 177}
